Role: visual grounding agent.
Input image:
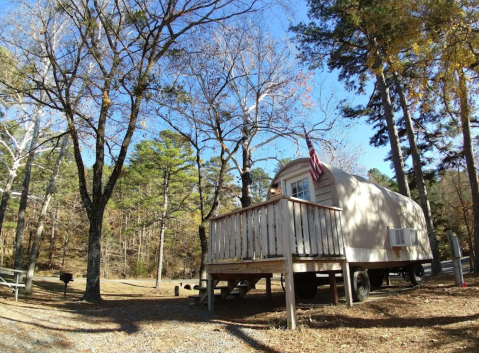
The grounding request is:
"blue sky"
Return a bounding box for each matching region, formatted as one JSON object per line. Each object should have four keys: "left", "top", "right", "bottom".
{"left": 265, "top": 2, "right": 394, "bottom": 178}
{"left": 0, "top": 0, "right": 395, "bottom": 178}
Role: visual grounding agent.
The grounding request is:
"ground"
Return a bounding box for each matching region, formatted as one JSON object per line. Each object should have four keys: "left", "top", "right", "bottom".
{"left": 0, "top": 273, "right": 478, "bottom": 353}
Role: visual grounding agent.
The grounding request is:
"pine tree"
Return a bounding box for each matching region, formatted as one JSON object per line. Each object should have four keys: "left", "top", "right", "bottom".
{"left": 129, "top": 130, "right": 196, "bottom": 289}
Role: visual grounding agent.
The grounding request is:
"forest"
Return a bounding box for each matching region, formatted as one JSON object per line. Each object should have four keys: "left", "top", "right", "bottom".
{"left": 0, "top": 0, "right": 478, "bottom": 303}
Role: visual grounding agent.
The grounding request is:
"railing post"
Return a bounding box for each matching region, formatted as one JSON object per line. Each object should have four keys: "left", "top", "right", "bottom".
{"left": 337, "top": 210, "right": 345, "bottom": 256}
{"left": 207, "top": 273, "right": 214, "bottom": 312}
{"left": 281, "top": 198, "right": 297, "bottom": 329}
{"left": 208, "top": 222, "right": 213, "bottom": 263}
{"left": 341, "top": 247, "right": 353, "bottom": 307}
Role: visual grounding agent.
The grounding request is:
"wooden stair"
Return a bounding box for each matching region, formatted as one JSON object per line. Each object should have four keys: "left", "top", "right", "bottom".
{"left": 190, "top": 277, "right": 261, "bottom": 305}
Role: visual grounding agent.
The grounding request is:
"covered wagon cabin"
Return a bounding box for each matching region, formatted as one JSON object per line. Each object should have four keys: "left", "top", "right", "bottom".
{"left": 203, "top": 159, "right": 432, "bottom": 329}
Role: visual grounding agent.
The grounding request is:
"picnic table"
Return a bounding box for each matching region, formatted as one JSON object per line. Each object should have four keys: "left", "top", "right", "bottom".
{"left": 0, "top": 267, "right": 26, "bottom": 301}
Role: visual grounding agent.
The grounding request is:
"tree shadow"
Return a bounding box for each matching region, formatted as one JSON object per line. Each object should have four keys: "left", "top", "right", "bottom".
{"left": 1, "top": 277, "right": 477, "bottom": 353}
{"left": 119, "top": 282, "right": 155, "bottom": 288}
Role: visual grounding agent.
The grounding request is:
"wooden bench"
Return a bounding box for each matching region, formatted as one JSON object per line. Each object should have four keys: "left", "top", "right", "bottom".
{"left": 0, "top": 267, "right": 26, "bottom": 301}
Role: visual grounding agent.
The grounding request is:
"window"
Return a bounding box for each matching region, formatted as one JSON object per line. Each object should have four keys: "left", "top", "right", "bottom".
{"left": 290, "top": 177, "right": 310, "bottom": 201}
{"left": 281, "top": 170, "right": 314, "bottom": 202}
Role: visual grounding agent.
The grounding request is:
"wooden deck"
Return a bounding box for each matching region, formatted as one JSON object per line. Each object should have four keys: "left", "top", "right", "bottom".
{"left": 207, "top": 196, "right": 353, "bottom": 329}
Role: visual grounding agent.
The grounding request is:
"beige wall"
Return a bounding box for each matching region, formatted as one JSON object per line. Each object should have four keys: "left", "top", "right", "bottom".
{"left": 268, "top": 159, "right": 432, "bottom": 258}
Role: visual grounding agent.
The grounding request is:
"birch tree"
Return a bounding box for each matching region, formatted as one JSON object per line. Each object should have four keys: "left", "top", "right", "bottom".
{"left": 24, "top": 134, "right": 69, "bottom": 293}
{"left": 13, "top": 107, "right": 45, "bottom": 269}
{"left": 0, "top": 117, "right": 36, "bottom": 240}
{"left": 0, "top": 49, "right": 56, "bottom": 261}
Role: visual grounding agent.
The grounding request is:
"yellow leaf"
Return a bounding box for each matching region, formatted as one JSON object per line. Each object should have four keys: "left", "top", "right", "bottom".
{"left": 102, "top": 91, "right": 112, "bottom": 105}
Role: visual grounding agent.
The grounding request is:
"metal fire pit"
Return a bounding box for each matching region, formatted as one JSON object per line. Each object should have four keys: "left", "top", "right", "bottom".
{"left": 59, "top": 273, "right": 74, "bottom": 297}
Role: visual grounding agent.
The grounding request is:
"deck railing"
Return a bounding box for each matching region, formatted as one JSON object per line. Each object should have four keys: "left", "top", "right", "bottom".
{"left": 209, "top": 196, "right": 344, "bottom": 262}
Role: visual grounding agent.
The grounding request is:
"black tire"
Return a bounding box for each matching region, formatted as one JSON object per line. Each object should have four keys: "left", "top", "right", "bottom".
{"left": 296, "top": 285, "right": 318, "bottom": 299}
{"left": 350, "top": 267, "right": 370, "bottom": 302}
{"left": 294, "top": 273, "right": 318, "bottom": 299}
{"left": 408, "top": 263, "right": 425, "bottom": 285}
{"left": 368, "top": 270, "right": 384, "bottom": 288}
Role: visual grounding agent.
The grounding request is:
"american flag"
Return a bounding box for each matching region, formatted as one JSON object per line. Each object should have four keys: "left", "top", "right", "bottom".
{"left": 304, "top": 127, "right": 324, "bottom": 182}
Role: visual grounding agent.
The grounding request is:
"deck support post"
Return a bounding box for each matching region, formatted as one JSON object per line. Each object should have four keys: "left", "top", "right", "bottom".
{"left": 282, "top": 199, "right": 297, "bottom": 329}
{"left": 328, "top": 272, "right": 339, "bottom": 305}
{"left": 283, "top": 271, "right": 296, "bottom": 329}
{"left": 265, "top": 276, "right": 272, "bottom": 300}
{"left": 341, "top": 259, "right": 353, "bottom": 307}
{"left": 207, "top": 274, "right": 214, "bottom": 312}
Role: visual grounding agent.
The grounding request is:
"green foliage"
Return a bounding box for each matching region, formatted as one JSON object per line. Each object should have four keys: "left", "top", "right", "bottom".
{"left": 251, "top": 168, "right": 271, "bottom": 204}
{"left": 202, "top": 156, "right": 238, "bottom": 213}
{"left": 161, "top": 84, "right": 192, "bottom": 104}
{"left": 133, "top": 260, "right": 149, "bottom": 277}
{"left": 367, "top": 168, "right": 399, "bottom": 192}
{"left": 0, "top": 47, "right": 29, "bottom": 103}
{"left": 125, "top": 9, "right": 147, "bottom": 27}
{"left": 273, "top": 158, "right": 292, "bottom": 174}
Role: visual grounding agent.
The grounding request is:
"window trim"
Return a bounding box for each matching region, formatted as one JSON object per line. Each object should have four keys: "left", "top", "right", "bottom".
{"left": 280, "top": 169, "right": 315, "bottom": 202}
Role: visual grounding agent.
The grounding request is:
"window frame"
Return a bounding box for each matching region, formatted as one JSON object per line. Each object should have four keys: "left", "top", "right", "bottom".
{"left": 280, "top": 169, "right": 315, "bottom": 202}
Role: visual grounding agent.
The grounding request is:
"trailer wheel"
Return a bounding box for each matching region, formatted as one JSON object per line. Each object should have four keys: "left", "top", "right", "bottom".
{"left": 408, "top": 263, "right": 425, "bottom": 285}
{"left": 350, "top": 267, "right": 370, "bottom": 302}
{"left": 368, "top": 270, "right": 384, "bottom": 288}
{"left": 294, "top": 273, "right": 318, "bottom": 299}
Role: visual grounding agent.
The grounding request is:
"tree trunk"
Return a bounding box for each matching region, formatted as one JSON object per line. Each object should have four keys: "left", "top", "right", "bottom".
{"left": 191, "top": 128, "right": 231, "bottom": 286}
{"left": 375, "top": 70, "right": 411, "bottom": 198}
{"left": 61, "top": 236, "right": 68, "bottom": 270}
{"left": 155, "top": 174, "right": 169, "bottom": 289}
{"left": 198, "top": 223, "right": 208, "bottom": 285}
{"left": 0, "top": 233, "right": 3, "bottom": 267}
{"left": 393, "top": 74, "right": 442, "bottom": 275}
{"left": 155, "top": 217, "right": 167, "bottom": 289}
{"left": 81, "top": 209, "right": 104, "bottom": 303}
{"left": 137, "top": 210, "right": 142, "bottom": 265}
{"left": 0, "top": 165, "right": 20, "bottom": 256}
{"left": 195, "top": 144, "right": 208, "bottom": 286}
{"left": 14, "top": 114, "right": 41, "bottom": 269}
{"left": 456, "top": 68, "right": 479, "bottom": 274}
{"left": 24, "top": 136, "right": 68, "bottom": 293}
{"left": 124, "top": 211, "right": 129, "bottom": 276}
{"left": 453, "top": 168, "right": 474, "bottom": 272}
{"left": 0, "top": 178, "right": 13, "bottom": 235}
{"left": 240, "top": 144, "right": 253, "bottom": 208}
{"left": 468, "top": 236, "right": 475, "bottom": 272}
{"left": 49, "top": 207, "right": 57, "bottom": 269}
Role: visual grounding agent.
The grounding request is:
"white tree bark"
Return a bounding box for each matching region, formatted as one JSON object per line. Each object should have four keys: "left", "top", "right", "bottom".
{"left": 24, "top": 134, "right": 69, "bottom": 293}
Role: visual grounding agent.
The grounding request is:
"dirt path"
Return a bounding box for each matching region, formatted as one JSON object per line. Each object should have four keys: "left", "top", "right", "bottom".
{"left": 0, "top": 274, "right": 478, "bottom": 353}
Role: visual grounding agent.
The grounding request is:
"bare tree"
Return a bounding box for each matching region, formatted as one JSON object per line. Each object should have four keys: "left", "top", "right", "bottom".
{"left": 165, "top": 20, "right": 318, "bottom": 208}
{"left": 158, "top": 101, "right": 241, "bottom": 282}
{"left": 0, "top": 0, "right": 257, "bottom": 302}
